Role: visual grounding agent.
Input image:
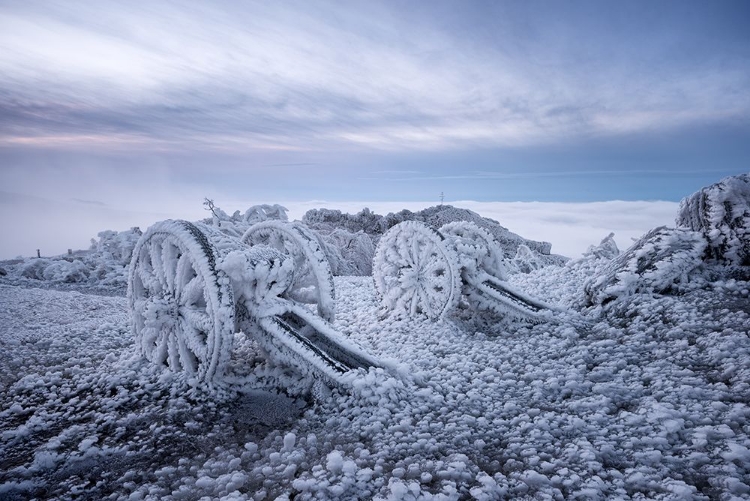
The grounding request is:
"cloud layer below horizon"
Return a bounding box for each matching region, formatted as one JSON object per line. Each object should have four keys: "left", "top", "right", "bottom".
{"left": 0, "top": 193, "right": 678, "bottom": 261}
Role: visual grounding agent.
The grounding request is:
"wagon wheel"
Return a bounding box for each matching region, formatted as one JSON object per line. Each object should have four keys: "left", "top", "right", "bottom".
{"left": 128, "top": 220, "right": 235, "bottom": 384}
{"left": 439, "top": 221, "right": 507, "bottom": 279}
{"left": 241, "top": 221, "right": 335, "bottom": 323}
{"left": 373, "top": 221, "right": 461, "bottom": 320}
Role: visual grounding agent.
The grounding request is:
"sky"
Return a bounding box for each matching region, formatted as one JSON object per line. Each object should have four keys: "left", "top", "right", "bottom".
{"left": 1, "top": 0, "right": 749, "bottom": 259}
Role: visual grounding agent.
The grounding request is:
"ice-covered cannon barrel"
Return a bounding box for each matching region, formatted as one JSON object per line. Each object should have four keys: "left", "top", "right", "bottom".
{"left": 128, "top": 220, "right": 380, "bottom": 390}
{"left": 372, "top": 221, "right": 555, "bottom": 322}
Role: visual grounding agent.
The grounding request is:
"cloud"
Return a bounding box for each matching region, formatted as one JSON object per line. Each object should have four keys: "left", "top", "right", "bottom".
{"left": 71, "top": 198, "right": 106, "bottom": 206}
{"left": 1, "top": 1, "right": 748, "bottom": 153}
{"left": 0, "top": 192, "right": 678, "bottom": 260}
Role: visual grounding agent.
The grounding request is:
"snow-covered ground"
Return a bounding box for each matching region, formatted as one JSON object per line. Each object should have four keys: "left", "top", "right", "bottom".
{"left": 1, "top": 265, "right": 748, "bottom": 499}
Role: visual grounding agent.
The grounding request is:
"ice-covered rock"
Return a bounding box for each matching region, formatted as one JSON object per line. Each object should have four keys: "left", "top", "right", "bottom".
{"left": 582, "top": 226, "right": 707, "bottom": 306}
{"left": 676, "top": 173, "right": 750, "bottom": 266}
{"left": 304, "top": 205, "right": 567, "bottom": 275}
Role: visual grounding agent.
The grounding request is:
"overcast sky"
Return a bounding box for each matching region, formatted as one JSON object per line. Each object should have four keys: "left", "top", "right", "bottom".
{"left": 1, "top": 0, "right": 748, "bottom": 258}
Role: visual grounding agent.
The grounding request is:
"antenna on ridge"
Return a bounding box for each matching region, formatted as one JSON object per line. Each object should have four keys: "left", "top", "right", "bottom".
{"left": 439, "top": 192, "right": 444, "bottom": 205}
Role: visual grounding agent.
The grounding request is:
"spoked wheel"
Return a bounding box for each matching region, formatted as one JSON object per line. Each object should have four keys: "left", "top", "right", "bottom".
{"left": 373, "top": 221, "right": 461, "bottom": 321}
{"left": 439, "top": 221, "right": 507, "bottom": 279}
{"left": 128, "top": 220, "right": 235, "bottom": 384}
{"left": 241, "top": 221, "right": 335, "bottom": 323}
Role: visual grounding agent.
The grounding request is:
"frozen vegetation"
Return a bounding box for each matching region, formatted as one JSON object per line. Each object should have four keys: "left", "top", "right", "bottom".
{"left": 0, "top": 174, "right": 749, "bottom": 500}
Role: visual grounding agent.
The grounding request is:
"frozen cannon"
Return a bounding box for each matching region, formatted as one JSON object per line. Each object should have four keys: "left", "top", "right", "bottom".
{"left": 373, "top": 221, "right": 555, "bottom": 322}
{"left": 127, "top": 219, "right": 381, "bottom": 391}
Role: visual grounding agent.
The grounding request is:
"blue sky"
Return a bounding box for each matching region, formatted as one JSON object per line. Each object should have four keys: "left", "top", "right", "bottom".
{"left": 0, "top": 0, "right": 749, "bottom": 257}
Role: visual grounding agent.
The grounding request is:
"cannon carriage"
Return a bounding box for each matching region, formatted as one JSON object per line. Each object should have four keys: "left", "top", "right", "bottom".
{"left": 372, "top": 221, "right": 555, "bottom": 322}
{"left": 127, "top": 219, "right": 380, "bottom": 391}
{"left": 128, "top": 217, "right": 557, "bottom": 394}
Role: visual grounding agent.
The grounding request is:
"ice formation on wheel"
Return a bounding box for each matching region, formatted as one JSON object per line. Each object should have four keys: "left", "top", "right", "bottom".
{"left": 373, "top": 221, "right": 554, "bottom": 322}
{"left": 241, "top": 220, "right": 336, "bottom": 322}
{"left": 128, "top": 220, "right": 380, "bottom": 391}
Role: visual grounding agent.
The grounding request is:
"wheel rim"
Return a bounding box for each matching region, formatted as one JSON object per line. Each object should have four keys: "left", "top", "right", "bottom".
{"left": 128, "top": 220, "right": 234, "bottom": 383}
{"left": 439, "top": 221, "right": 507, "bottom": 279}
{"left": 241, "top": 221, "right": 335, "bottom": 322}
{"left": 373, "top": 221, "right": 460, "bottom": 320}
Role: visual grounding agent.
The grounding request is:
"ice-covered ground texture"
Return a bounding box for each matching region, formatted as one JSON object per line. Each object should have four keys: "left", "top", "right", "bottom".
{"left": 1, "top": 174, "right": 749, "bottom": 500}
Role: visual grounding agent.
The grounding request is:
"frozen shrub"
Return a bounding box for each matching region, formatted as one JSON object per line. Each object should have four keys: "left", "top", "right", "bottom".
{"left": 243, "top": 204, "right": 289, "bottom": 224}
{"left": 19, "top": 258, "right": 53, "bottom": 280}
{"left": 42, "top": 260, "right": 90, "bottom": 282}
{"left": 18, "top": 258, "right": 90, "bottom": 283}
{"left": 204, "top": 203, "right": 290, "bottom": 239}
{"left": 91, "top": 228, "right": 142, "bottom": 266}
{"left": 318, "top": 229, "right": 375, "bottom": 276}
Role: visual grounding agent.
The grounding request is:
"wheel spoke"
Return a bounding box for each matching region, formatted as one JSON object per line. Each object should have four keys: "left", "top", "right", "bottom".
{"left": 178, "top": 318, "right": 208, "bottom": 359}
{"left": 180, "top": 307, "right": 212, "bottom": 333}
{"left": 409, "top": 288, "right": 419, "bottom": 315}
{"left": 176, "top": 334, "right": 198, "bottom": 374}
{"left": 150, "top": 328, "right": 169, "bottom": 365}
{"left": 180, "top": 276, "right": 204, "bottom": 306}
{"left": 161, "top": 240, "right": 179, "bottom": 293}
{"left": 137, "top": 264, "right": 161, "bottom": 294}
{"left": 174, "top": 254, "right": 192, "bottom": 290}
{"left": 149, "top": 240, "right": 166, "bottom": 289}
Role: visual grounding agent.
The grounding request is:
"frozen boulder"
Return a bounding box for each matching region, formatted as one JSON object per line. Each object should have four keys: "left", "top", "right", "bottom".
{"left": 583, "top": 226, "right": 707, "bottom": 306}
{"left": 676, "top": 173, "right": 750, "bottom": 266}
